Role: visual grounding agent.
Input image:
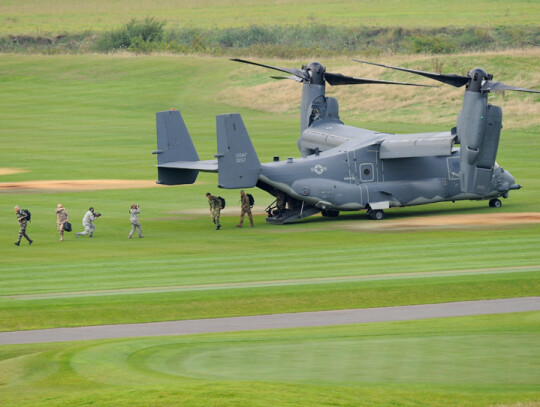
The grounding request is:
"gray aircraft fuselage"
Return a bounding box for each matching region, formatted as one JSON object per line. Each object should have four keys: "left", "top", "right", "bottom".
{"left": 259, "top": 121, "right": 514, "bottom": 213}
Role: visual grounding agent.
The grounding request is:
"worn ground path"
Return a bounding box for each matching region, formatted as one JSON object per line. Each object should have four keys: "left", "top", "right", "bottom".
{"left": 1, "top": 297, "right": 538, "bottom": 345}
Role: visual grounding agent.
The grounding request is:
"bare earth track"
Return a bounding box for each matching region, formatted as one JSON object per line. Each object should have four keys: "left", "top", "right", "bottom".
{"left": 1, "top": 177, "right": 539, "bottom": 229}
{"left": 0, "top": 179, "right": 160, "bottom": 192}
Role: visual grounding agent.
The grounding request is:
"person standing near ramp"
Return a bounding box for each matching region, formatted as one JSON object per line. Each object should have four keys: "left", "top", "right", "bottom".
{"left": 75, "top": 207, "right": 100, "bottom": 238}
{"left": 206, "top": 192, "right": 222, "bottom": 230}
{"left": 236, "top": 190, "right": 254, "bottom": 228}
{"left": 128, "top": 204, "right": 144, "bottom": 239}
{"left": 14, "top": 205, "right": 33, "bottom": 246}
{"left": 55, "top": 204, "right": 69, "bottom": 242}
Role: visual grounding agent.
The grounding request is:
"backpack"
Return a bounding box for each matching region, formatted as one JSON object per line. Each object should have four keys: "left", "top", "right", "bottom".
{"left": 218, "top": 196, "right": 226, "bottom": 209}
{"left": 21, "top": 209, "right": 31, "bottom": 222}
{"left": 247, "top": 193, "right": 254, "bottom": 207}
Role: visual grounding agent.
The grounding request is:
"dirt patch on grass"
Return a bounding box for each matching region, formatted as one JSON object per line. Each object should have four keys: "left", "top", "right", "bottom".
{"left": 0, "top": 167, "right": 27, "bottom": 176}
{"left": 0, "top": 179, "right": 161, "bottom": 192}
{"left": 169, "top": 205, "right": 268, "bottom": 216}
{"left": 345, "top": 212, "right": 540, "bottom": 231}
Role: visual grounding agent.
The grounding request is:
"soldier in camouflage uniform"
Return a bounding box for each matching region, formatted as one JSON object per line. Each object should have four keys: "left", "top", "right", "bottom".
{"left": 206, "top": 192, "right": 222, "bottom": 230}
{"left": 236, "top": 190, "right": 254, "bottom": 228}
{"left": 275, "top": 189, "right": 287, "bottom": 216}
{"left": 56, "top": 204, "right": 69, "bottom": 242}
{"left": 14, "top": 205, "right": 33, "bottom": 246}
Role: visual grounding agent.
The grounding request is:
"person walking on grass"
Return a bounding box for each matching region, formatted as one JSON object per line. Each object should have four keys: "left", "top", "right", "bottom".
{"left": 56, "top": 204, "right": 69, "bottom": 242}
{"left": 128, "top": 204, "right": 144, "bottom": 239}
{"left": 14, "top": 205, "right": 33, "bottom": 246}
{"left": 206, "top": 192, "right": 222, "bottom": 230}
{"left": 236, "top": 190, "right": 254, "bottom": 228}
{"left": 75, "top": 207, "right": 101, "bottom": 238}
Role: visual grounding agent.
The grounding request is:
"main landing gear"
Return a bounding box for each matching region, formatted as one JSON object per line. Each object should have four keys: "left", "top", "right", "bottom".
{"left": 489, "top": 198, "right": 502, "bottom": 208}
{"left": 366, "top": 209, "right": 385, "bottom": 220}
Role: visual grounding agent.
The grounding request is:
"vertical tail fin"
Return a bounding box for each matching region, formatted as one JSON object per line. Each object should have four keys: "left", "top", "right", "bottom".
{"left": 216, "top": 114, "right": 261, "bottom": 189}
{"left": 155, "top": 110, "right": 199, "bottom": 164}
{"left": 154, "top": 110, "right": 200, "bottom": 185}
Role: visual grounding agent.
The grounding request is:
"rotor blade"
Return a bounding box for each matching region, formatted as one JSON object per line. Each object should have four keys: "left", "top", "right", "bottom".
{"left": 481, "top": 80, "right": 540, "bottom": 93}
{"left": 353, "top": 60, "right": 470, "bottom": 88}
{"left": 325, "top": 72, "right": 437, "bottom": 87}
{"left": 271, "top": 75, "right": 303, "bottom": 82}
{"left": 230, "top": 58, "right": 309, "bottom": 80}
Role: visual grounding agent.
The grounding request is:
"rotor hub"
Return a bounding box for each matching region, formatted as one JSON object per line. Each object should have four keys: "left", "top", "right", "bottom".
{"left": 305, "top": 62, "right": 326, "bottom": 85}
{"left": 467, "top": 68, "right": 490, "bottom": 92}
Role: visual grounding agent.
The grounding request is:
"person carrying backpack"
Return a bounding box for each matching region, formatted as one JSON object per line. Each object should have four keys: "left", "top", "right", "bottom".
{"left": 206, "top": 192, "right": 222, "bottom": 230}
{"left": 236, "top": 190, "right": 254, "bottom": 228}
{"left": 14, "top": 205, "right": 33, "bottom": 246}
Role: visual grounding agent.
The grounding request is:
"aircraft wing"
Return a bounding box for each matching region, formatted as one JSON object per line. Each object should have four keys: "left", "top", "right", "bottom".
{"left": 157, "top": 159, "right": 218, "bottom": 172}
{"left": 379, "top": 132, "right": 455, "bottom": 159}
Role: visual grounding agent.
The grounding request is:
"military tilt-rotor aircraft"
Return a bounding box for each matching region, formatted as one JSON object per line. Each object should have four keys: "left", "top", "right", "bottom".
{"left": 153, "top": 58, "right": 538, "bottom": 224}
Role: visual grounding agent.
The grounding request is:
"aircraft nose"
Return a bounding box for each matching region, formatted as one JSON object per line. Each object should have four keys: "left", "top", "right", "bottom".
{"left": 504, "top": 170, "right": 515, "bottom": 186}
{"left": 500, "top": 169, "right": 520, "bottom": 192}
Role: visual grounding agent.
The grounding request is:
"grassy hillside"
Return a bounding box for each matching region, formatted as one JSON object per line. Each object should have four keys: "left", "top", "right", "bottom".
{"left": 1, "top": 1, "right": 538, "bottom": 56}
{"left": 1, "top": 0, "right": 539, "bottom": 34}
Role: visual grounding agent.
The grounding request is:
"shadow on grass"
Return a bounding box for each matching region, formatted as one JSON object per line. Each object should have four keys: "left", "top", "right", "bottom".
{"left": 291, "top": 204, "right": 502, "bottom": 226}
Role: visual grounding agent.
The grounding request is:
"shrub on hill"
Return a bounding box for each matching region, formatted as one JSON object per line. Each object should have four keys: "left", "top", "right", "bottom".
{"left": 95, "top": 17, "right": 165, "bottom": 52}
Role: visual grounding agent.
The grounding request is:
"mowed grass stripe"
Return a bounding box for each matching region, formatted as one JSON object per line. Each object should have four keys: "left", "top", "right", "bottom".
{"left": 2, "top": 234, "right": 538, "bottom": 273}
{"left": 8, "top": 266, "right": 539, "bottom": 300}
{"left": 1, "top": 235, "right": 538, "bottom": 294}
{"left": 1, "top": 241, "right": 539, "bottom": 294}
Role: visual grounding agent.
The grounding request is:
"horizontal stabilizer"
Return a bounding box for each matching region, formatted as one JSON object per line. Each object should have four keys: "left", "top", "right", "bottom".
{"left": 216, "top": 114, "right": 261, "bottom": 189}
{"left": 158, "top": 160, "right": 218, "bottom": 172}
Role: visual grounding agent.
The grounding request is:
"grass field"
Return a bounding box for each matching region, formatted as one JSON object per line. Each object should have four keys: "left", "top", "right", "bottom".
{"left": 1, "top": 0, "right": 539, "bottom": 35}
{"left": 1, "top": 52, "right": 539, "bottom": 405}
{"left": 0, "top": 313, "right": 538, "bottom": 406}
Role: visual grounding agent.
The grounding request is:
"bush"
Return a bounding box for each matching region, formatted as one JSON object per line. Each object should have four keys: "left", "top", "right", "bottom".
{"left": 95, "top": 17, "right": 165, "bottom": 52}
{"left": 409, "top": 34, "right": 456, "bottom": 54}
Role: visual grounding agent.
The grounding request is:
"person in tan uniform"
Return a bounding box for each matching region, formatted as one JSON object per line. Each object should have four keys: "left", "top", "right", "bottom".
{"left": 56, "top": 204, "right": 69, "bottom": 241}
{"left": 236, "top": 190, "right": 254, "bottom": 228}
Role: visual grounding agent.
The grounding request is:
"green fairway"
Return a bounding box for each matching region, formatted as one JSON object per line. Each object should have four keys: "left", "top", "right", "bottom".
{"left": 0, "top": 313, "right": 538, "bottom": 406}
{"left": 1, "top": 0, "right": 539, "bottom": 35}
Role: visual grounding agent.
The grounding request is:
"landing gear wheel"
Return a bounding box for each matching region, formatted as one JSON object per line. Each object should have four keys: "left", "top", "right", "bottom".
{"left": 489, "top": 198, "right": 502, "bottom": 208}
{"left": 369, "top": 209, "right": 385, "bottom": 220}
{"left": 322, "top": 209, "right": 340, "bottom": 217}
